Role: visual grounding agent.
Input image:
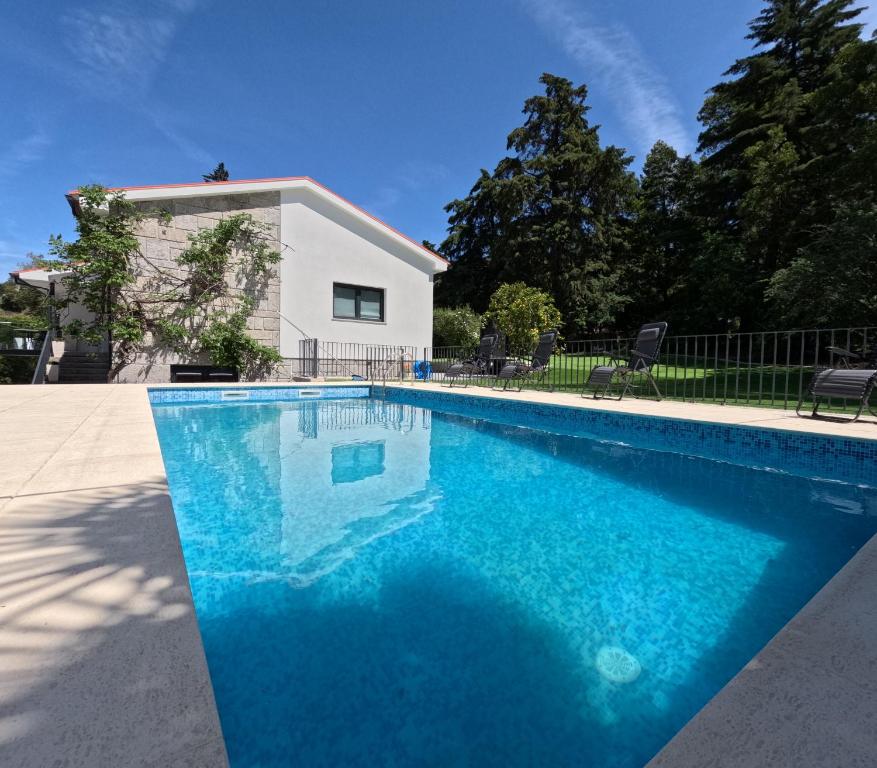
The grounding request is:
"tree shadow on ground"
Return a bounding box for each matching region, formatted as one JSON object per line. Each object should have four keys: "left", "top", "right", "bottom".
{"left": 0, "top": 479, "right": 226, "bottom": 768}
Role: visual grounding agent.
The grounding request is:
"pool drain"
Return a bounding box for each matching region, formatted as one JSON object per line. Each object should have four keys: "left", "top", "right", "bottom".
{"left": 596, "top": 646, "right": 641, "bottom": 684}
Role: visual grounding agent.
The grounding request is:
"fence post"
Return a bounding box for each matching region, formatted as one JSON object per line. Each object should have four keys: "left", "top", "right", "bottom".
{"left": 312, "top": 338, "right": 319, "bottom": 379}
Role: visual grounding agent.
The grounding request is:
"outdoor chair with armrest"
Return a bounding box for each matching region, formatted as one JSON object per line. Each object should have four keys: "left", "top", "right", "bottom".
{"left": 582, "top": 322, "right": 668, "bottom": 401}
{"left": 444, "top": 333, "right": 499, "bottom": 387}
{"left": 493, "top": 330, "right": 558, "bottom": 392}
{"left": 797, "top": 368, "right": 877, "bottom": 423}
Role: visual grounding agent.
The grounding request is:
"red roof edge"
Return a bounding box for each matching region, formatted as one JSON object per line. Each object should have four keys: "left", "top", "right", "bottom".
{"left": 65, "top": 176, "right": 448, "bottom": 264}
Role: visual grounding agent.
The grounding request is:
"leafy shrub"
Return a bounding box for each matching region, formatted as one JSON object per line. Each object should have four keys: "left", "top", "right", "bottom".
{"left": 485, "top": 282, "right": 561, "bottom": 356}
{"left": 433, "top": 306, "right": 483, "bottom": 350}
{"left": 200, "top": 300, "right": 282, "bottom": 379}
{"left": 0, "top": 355, "right": 37, "bottom": 385}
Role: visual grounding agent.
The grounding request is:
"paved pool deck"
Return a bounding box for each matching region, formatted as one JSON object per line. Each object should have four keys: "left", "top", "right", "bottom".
{"left": 0, "top": 384, "right": 229, "bottom": 767}
{"left": 1, "top": 381, "right": 875, "bottom": 766}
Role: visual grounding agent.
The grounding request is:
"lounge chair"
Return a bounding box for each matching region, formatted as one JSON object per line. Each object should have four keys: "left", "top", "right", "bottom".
{"left": 796, "top": 368, "right": 877, "bottom": 422}
{"left": 444, "top": 333, "right": 499, "bottom": 387}
{"left": 583, "top": 321, "right": 668, "bottom": 400}
{"left": 825, "top": 342, "right": 877, "bottom": 369}
{"left": 494, "top": 330, "right": 558, "bottom": 391}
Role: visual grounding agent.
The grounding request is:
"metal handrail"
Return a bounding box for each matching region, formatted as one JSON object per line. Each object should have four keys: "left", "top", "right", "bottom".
{"left": 280, "top": 314, "right": 365, "bottom": 379}
{"left": 31, "top": 328, "right": 54, "bottom": 385}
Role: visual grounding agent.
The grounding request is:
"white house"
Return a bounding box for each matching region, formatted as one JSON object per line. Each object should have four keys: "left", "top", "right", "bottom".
{"left": 55, "top": 177, "right": 447, "bottom": 383}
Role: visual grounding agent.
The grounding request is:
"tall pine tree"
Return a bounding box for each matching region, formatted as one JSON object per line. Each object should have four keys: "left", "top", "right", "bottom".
{"left": 623, "top": 141, "right": 710, "bottom": 331}
{"left": 203, "top": 162, "right": 230, "bottom": 182}
{"left": 697, "top": 0, "right": 870, "bottom": 328}
{"left": 437, "top": 74, "right": 638, "bottom": 335}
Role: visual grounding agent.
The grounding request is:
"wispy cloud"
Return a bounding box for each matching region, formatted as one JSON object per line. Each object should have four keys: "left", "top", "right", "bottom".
{"left": 61, "top": 1, "right": 213, "bottom": 165}
{"left": 163, "top": 0, "right": 200, "bottom": 11}
{"left": 146, "top": 107, "right": 216, "bottom": 166}
{"left": 0, "top": 130, "right": 51, "bottom": 185}
{"left": 363, "top": 187, "right": 402, "bottom": 216}
{"left": 522, "top": 0, "right": 693, "bottom": 156}
{"left": 63, "top": 5, "right": 179, "bottom": 97}
{"left": 396, "top": 161, "right": 451, "bottom": 190}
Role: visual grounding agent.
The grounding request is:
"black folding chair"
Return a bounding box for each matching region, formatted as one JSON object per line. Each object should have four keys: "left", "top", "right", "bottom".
{"left": 796, "top": 368, "right": 877, "bottom": 423}
{"left": 826, "top": 342, "right": 877, "bottom": 369}
{"left": 444, "top": 333, "right": 499, "bottom": 388}
{"left": 494, "top": 330, "right": 558, "bottom": 392}
{"left": 583, "top": 322, "right": 668, "bottom": 400}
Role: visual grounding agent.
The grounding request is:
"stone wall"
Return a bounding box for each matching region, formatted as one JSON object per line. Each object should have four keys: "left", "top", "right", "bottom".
{"left": 115, "top": 192, "right": 282, "bottom": 383}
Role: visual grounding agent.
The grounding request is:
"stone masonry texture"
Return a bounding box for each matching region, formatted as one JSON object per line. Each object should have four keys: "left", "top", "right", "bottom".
{"left": 116, "top": 192, "right": 282, "bottom": 383}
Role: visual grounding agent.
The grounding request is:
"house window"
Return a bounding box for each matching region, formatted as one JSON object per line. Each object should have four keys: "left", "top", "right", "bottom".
{"left": 333, "top": 283, "right": 384, "bottom": 322}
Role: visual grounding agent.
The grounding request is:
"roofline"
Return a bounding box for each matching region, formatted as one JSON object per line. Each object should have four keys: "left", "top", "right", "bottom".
{"left": 9, "top": 266, "right": 73, "bottom": 279}
{"left": 66, "top": 176, "right": 448, "bottom": 266}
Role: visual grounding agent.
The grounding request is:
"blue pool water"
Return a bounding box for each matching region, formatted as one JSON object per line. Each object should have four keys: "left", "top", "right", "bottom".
{"left": 152, "top": 395, "right": 877, "bottom": 767}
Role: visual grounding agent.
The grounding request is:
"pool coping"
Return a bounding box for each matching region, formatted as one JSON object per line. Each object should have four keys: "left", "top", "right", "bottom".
{"left": 1, "top": 380, "right": 875, "bottom": 766}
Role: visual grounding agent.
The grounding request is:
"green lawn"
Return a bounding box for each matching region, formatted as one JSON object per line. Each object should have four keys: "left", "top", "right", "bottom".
{"left": 544, "top": 354, "right": 816, "bottom": 408}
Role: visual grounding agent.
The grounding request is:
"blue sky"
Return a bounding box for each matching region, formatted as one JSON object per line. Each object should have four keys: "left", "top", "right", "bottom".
{"left": 2, "top": 0, "right": 875, "bottom": 276}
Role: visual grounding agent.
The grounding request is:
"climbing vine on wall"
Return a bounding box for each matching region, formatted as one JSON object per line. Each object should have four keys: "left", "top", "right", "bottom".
{"left": 50, "top": 184, "right": 282, "bottom": 381}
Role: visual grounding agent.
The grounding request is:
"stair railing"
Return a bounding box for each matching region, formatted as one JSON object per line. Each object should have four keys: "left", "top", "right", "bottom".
{"left": 31, "top": 329, "right": 54, "bottom": 385}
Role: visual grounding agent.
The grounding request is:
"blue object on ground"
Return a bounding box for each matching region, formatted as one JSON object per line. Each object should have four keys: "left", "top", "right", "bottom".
{"left": 414, "top": 360, "right": 432, "bottom": 380}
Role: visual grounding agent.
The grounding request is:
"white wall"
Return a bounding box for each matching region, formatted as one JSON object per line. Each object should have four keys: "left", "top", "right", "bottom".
{"left": 279, "top": 189, "right": 439, "bottom": 357}
{"left": 53, "top": 282, "right": 106, "bottom": 354}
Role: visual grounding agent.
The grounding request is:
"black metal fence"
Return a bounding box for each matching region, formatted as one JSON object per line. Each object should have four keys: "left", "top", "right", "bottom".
{"left": 287, "top": 340, "right": 419, "bottom": 381}
{"left": 423, "top": 326, "right": 877, "bottom": 410}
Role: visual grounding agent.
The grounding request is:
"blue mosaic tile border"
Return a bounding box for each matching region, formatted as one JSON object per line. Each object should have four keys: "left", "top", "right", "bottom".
{"left": 148, "top": 385, "right": 370, "bottom": 405}
{"left": 380, "top": 387, "right": 877, "bottom": 487}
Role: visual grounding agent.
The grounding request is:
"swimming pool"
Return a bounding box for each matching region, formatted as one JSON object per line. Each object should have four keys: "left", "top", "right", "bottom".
{"left": 151, "top": 389, "right": 877, "bottom": 767}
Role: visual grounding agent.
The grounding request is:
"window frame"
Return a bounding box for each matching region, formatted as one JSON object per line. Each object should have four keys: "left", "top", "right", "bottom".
{"left": 332, "top": 282, "right": 385, "bottom": 323}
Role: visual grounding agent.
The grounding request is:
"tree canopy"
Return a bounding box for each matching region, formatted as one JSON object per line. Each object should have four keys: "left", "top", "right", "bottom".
{"left": 437, "top": 73, "right": 637, "bottom": 337}
{"left": 696, "top": 0, "right": 873, "bottom": 329}
{"left": 203, "top": 162, "right": 230, "bottom": 182}
{"left": 436, "top": 2, "right": 877, "bottom": 335}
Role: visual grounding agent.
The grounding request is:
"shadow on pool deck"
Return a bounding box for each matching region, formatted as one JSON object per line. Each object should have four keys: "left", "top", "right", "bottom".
{"left": 0, "top": 479, "right": 226, "bottom": 768}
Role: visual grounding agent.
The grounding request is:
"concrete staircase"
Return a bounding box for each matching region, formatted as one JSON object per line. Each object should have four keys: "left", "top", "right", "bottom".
{"left": 58, "top": 352, "right": 110, "bottom": 384}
